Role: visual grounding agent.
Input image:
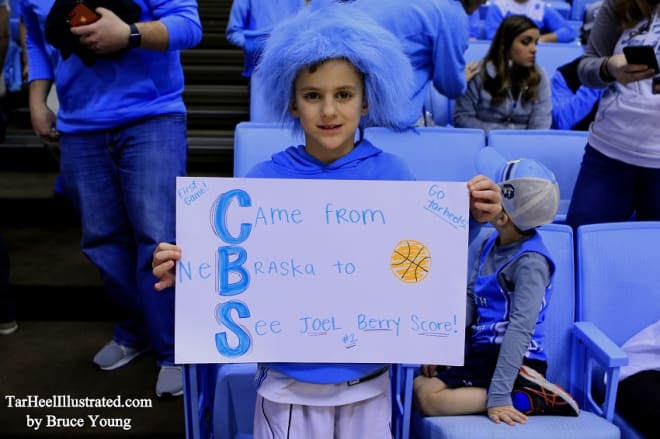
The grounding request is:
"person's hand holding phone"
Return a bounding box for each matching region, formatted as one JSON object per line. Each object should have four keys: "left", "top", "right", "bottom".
{"left": 605, "top": 53, "right": 657, "bottom": 85}
{"left": 69, "top": 6, "right": 133, "bottom": 55}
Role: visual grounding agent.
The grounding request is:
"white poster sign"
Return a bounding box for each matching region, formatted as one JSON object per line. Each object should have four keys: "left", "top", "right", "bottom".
{"left": 174, "top": 177, "right": 469, "bottom": 365}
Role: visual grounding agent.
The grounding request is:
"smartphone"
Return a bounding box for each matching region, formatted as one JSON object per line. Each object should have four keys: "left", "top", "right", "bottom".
{"left": 67, "top": 3, "right": 100, "bottom": 27}
{"left": 623, "top": 45, "right": 660, "bottom": 73}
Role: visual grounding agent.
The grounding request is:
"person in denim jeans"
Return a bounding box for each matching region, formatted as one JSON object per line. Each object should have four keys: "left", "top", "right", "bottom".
{"left": 22, "top": 0, "right": 202, "bottom": 397}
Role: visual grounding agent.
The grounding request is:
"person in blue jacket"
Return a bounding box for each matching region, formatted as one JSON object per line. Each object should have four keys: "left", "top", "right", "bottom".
{"left": 414, "top": 149, "right": 580, "bottom": 425}
{"left": 352, "top": 0, "right": 485, "bottom": 126}
{"left": 152, "top": 4, "right": 503, "bottom": 437}
{"left": 551, "top": 56, "right": 601, "bottom": 130}
{"left": 22, "top": 0, "right": 202, "bottom": 397}
{"left": 485, "top": 0, "right": 577, "bottom": 43}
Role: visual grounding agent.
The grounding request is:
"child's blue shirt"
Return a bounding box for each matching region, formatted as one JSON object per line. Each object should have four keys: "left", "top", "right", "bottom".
{"left": 247, "top": 138, "right": 414, "bottom": 384}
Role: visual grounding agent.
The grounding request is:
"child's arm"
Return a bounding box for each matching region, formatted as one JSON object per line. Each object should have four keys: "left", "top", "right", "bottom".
{"left": 152, "top": 242, "right": 182, "bottom": 291}
{"left": 487, "top": 252, "right": 552, "bottom": 425}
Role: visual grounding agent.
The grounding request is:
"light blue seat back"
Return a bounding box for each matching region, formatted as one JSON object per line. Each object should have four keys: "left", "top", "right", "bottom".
{"left": 364, "top": 127, "right": 485, "bottom": 181}
{"left": 212, "top": 363, "right": 258, "bottom": 439}
{"left": 576, "top": 222, "right": 660, "bottom": 344}
{"left": 397, "top": 224, "right": 621, "bottom": 439}
{"left": 486, "top": 129, "right": 588, "bottom": 222}
{"left": 423, "top": 84, "right": 451, "bottom": 127}
{"left": 233, "top": 122, "right": 305, "bottom": 177}
{"left": 536, "top": 42, "right": 584, "bottom": 76}
{"left": 576, "top": 222, "right": 660, "bottom": 439}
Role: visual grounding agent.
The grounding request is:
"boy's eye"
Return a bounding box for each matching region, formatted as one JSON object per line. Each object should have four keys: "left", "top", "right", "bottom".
{"left": 303, "top": 92, "right": 320, "bottom": 100}
{"left": 336, "top": 90, "right": 353, "bottom": 100}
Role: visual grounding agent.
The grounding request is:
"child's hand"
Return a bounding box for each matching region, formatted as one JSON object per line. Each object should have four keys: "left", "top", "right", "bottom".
{"left": 152, "top": 242, "right": 182, "bottom": 291}
{"left": 420, "top": 364, "right": 439, "bottom": 377}
{"left": 487, "top": 404, "right": 528, "bottom": 426}
{"left": 467, "top": 175, "right": 502, "bottom": 223}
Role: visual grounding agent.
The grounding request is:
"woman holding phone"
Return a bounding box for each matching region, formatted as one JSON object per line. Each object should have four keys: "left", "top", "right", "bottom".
{"left": 566, "top": 0, "right": 660, "bottom": 229}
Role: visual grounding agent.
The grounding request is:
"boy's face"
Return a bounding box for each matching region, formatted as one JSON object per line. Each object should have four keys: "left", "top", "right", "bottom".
{"left": 290, "top": 59, "right": 367, "bottom": 164}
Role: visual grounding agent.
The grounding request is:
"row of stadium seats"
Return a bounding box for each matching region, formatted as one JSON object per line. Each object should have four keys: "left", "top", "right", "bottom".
{"left": 184, "top": 221, "right": 655, "bottom": 439}
{"left": 232, "top": 122, "right": 587, "bottom": 223}
{"left": 181, "top": 122, "right": 656, "bottom": 439}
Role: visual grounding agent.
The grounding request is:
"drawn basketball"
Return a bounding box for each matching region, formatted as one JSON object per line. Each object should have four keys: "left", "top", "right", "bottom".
{"left": 390, "top": 239, "right": 431, "bottom": 283}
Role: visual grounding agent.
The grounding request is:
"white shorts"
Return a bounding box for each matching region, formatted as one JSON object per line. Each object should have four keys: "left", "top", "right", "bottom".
{"left": 253, "top": 383, "right": 392, "bottom": 439}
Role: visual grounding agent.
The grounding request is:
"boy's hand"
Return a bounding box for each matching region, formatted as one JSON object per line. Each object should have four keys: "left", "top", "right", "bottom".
{"left": 152, "top": 242, "right": 182, "bottom": 291}
{"left": 487, "top": 404, "right": 528, "bottom": 426}
{"left": 420, "top": 364, "right": 439, "bottom": 378}
{"left": 467, "top": 175, "right": 502, "bottom": 223}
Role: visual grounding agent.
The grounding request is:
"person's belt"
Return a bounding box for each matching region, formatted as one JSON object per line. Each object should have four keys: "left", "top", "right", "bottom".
{"left": 346, "top": 366, "right": 389, "bottom": 386}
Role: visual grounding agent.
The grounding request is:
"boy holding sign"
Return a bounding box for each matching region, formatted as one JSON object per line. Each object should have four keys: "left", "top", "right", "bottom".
{"left": 414, "top": 150, "right": 579, "bottom": 426}
{"left": 153, "top": 4, "right": 502, "bottom": 437}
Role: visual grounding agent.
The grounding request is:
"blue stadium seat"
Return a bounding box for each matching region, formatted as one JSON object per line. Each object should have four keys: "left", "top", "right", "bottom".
{"left": 576, "top": 222, "right": 660, "bottom": 439}
{"left": 212, "top": 363, "right": 258, "bottom": 439}
{"left": 364, "top": 126, "right": 485, "bottom": 181}
{"left": 393, "top": 224, "right": 624, "bottom": 439}
{"left": 486, "top": 129, "right": 588, "bottom": 223}
{"left": 233, "top": 121, "right": 304, "bottom": 177}
{"left": 536, "top": 42, "right": 584, "bottom": 76}
{"left": 423, "top": 84, "right": 452, "bottom": 127}
{"left": 233, "top": 122, "right": 486, "bottom": 181}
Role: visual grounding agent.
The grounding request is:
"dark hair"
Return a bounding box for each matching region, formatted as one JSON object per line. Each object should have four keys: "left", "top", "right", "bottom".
{"left": 482, "top": 15, "right": 541, "bottom": 106}
{"left": 613, "top": 0, "right": 656, "bottom": 29}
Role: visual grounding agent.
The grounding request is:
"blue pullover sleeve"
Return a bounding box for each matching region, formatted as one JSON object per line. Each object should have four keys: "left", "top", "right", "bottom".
{"left": 431, "top": 1, "right": 469, "bottom": 98}
{"left": 484, "top": 3, "right": 504, "bottom": 40}
{"left": 21, "top": 0, "right": 54, "bottom": 81}
{"left": 542, "top": 7, "right": 576, "bottom": 43}
{"left": 551, "top": 72, "right": 601, "bottom": 129}
{"left": 150, "top": 0, "right": 202, "bottom": 51}
{"left": 226, "top": 0, "right": 249, "bottom": 48}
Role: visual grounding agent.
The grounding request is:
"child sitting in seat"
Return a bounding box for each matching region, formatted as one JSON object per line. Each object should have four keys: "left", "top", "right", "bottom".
{"left": 414, "top": 148, "right": 579, "bottom": 426}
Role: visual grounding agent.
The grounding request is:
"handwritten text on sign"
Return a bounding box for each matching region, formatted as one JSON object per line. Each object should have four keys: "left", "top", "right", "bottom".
{"left": 174, "top": 178, "right": 469, "bottom": 365}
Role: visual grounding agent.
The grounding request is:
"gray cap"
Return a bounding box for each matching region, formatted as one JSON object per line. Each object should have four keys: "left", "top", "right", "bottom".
{"left": 476, "top": 148, "right": 560, "bottom": 231}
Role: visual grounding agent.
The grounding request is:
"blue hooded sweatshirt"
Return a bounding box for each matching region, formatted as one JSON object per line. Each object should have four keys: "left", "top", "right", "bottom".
{"left": 247, "top": 138, "right": 415, "bottom": 384}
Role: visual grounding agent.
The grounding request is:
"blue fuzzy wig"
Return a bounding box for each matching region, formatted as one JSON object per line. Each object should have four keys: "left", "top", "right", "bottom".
{"left": 252, "top": 4, "right": 415, "bottom": 134}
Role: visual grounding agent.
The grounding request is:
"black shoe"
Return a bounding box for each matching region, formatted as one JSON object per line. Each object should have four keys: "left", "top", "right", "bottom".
{"left": 512, "top": 365, "right": 580, "bottom": 416}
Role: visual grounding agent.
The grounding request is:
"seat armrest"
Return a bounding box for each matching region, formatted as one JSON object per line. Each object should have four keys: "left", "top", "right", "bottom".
{"left": 571, "top": 321, "right": 628, "bottom": 421}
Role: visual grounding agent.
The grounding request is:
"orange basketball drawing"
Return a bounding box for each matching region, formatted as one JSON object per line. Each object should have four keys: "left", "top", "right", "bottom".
{"left": 390, "top": 239, "right": 431, "bottom": 283}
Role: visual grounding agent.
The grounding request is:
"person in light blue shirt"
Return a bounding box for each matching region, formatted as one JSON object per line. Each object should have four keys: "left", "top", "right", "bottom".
{"left": 352, "top": 0, "right": 485, "bottom": 126}
{"left": 22, "top": 0, "right": 202, "bottom": 398}
{"left": 485, "top": 0, "right": 577, "bottom": 43}
{"left": 225, "top": 0, "right": 308, "bottom": 78}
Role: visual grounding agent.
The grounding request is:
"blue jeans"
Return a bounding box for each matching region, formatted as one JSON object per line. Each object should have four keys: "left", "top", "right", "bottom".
{"left": 566, "top": 144, "right": 660, "bottom": 230}
{"left": 59, "top": 115, "right": 187, "bottom": 365}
